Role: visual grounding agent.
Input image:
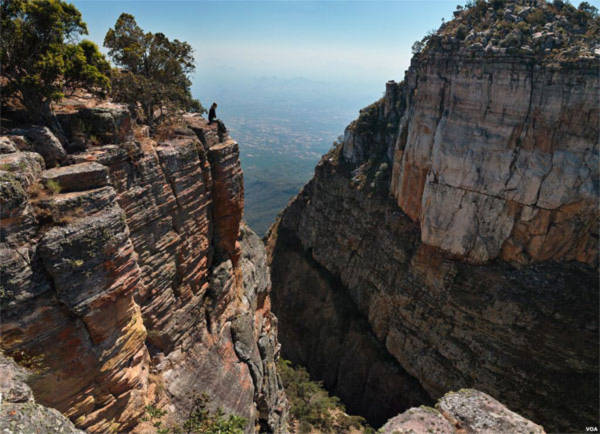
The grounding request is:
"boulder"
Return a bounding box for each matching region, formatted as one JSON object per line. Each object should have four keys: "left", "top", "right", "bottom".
{"left": 0, "top": 354, "right": 34, "bottom": 403}
{"left": 380, "top": 407, "right": 454, "bottom": 433}
{"left": 57, "top": 105, "right": 133, "bottom": 152}
{"left": 41, "top": 162, "right": 109, "bottom": 193}
{"left": 0, "top": 137, "right": 17, "bottom": 154}
{"left": 10, "top": 126, "right": 66, "bottom": 168}
{"left": 437, "top": 389, "right": 546, "bottom": 433}
{"left": 0, "top": 152, "right": 45, "bottom": 188}
{"left": 381, "top": 389, "right": 545, "bottom": 434}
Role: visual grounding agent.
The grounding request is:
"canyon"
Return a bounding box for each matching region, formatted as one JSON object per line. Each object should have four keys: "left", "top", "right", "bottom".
{"left": 267, "top": 17, "right": 599, "bottom": 434}
{"left": 1, "top": 1, "right": 598, "bottom": 433}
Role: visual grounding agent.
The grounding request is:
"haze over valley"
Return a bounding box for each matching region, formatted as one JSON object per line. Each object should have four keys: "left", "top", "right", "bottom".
{"left": 194, "top": 76, "right": 379, "bottom": 234}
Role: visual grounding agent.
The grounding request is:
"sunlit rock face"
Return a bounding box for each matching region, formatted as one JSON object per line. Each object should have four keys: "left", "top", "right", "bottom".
{"left": 0, "top": 104, "right": 287, "bottom": 433}
{"left": 268, "top": 49, "right": 598, "bottom": 432}
{"left": 390, "top": 54, "right": 598, "bottom": 264}
{"left": 380, "top": 389, "right": 546, "bottom": 434}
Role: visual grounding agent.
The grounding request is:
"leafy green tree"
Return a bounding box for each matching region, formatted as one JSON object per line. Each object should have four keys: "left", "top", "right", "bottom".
{"left": 579, "top": 1, "right": 599, "bottom": 18}
{"left": 1, "top": 0, "right": 110, "bottom": 124}
{"left": 411, "top": 40, "right": 425, "bottom": 54}
{"left": 103, "top": 13, "right": 203, "bottom": 128}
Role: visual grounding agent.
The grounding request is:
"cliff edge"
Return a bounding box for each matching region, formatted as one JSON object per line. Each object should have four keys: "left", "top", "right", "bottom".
{"left": 0, "top": 98, "right": 288, "bottom": 432}
{"left": 267, "top": 0, "right": 599, "bottom": 431}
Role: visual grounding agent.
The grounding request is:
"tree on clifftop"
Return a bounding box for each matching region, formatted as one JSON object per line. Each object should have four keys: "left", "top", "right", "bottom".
{"left": 0, "top": 0, "right": 110, "bottom": 125}
{"left": 103, "top": 13, "right": 204, "bottom": 128}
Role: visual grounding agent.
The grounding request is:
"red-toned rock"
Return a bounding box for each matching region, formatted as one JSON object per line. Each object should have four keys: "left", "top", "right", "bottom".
{"left": 1, "top": 108, "right": 287, "bottom": 432}
{"left": 208, "top": 139, "right": 244, "bottom": 267}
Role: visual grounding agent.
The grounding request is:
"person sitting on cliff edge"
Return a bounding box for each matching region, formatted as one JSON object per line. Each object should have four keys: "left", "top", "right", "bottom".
{"left": 208, "top": 101, "right": 227, "bottom": 140}
{"left": 208, "top": 102, "right": 217, "bottom": 124}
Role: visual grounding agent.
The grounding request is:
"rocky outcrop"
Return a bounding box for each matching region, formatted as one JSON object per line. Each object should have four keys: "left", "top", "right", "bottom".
{"left": 56, "top": 103, "right": 134, "bottom": 153}
{"left": 41, "top": 162, "right": 109, "bottom": 192}
{"left": 267, "top": 3, "right": 598, "bottom": 432}
{"left": 380, "top": 389, "right": 545, "bottom": 434}
{"left": 0, "top": 353, "right": 84, "bottom": 434}
{"left": 8, "top": 126, "right": 67, "bottom": 168}
{"left": 0, "top": 106, "right": 287, "bottom": 432}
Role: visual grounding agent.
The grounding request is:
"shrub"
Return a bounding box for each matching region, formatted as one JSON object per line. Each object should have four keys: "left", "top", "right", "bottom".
{"left": 143, "top": 394, "right": 246, "bottom": 434}
{"left": 526, "top": 9, "right": 546, "bottom": 25}
{"left": 181, "top": 394, "right": 246, "bottom": 434}
{"left": 578, "top": 1, "right": 599, "bottom": 18}
{"left": 517, "top": 21, "right": 532, "bottom": 33}
{"left": 277, "top": 358, "right": 373, "bottom": 433}
{"left": 45, "top": 179, "right": 62, "bottom": 194}
{"left": 455, "top": 24, "right": 469, "bottom": 40}
{"left": 490, "top": 0, "right": 506, "bottom": 10}
{"left": 412, "top": 40, "right": 425, "bottom": 54}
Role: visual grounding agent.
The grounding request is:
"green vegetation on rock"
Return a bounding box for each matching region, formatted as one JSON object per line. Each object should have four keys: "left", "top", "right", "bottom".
{"left": 142, "top": 395, "right": 246, "bottom": 434}
{"left": 104, "top": 13, "right": 203, "bottom": 129}
{"left": 412, "top": 0, "right": 599, "bottom": 62}
{"left": 277, "top": 358, "right": 373, "bottom": 433}
{"left": 1, "top": 0, "right": 110, "bottom": 124}
{"left": 45, "top": 179, "right": 62, "bottom": 194}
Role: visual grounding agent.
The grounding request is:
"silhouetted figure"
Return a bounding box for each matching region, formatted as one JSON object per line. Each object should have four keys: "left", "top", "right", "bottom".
{"left": 208, "top": 102, "right": 217, "bottom": 124}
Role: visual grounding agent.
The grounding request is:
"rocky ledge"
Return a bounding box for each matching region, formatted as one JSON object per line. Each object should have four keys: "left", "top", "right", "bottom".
{"left": 0, "top": 101, "right": 287, "bottom": 432}
{"left": 381, "top": 389, "right": 545, "bottom": 434}
{"left": 0, "top": 353, "right": 84, "bottom": 434}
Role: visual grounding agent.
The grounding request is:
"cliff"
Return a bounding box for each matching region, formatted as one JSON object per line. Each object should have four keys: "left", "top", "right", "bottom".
{"left": 267, "top": 1, "right": 599, "bottom": 432}
{"left": 0, "top": 99, "right": 287, "bottom": 432}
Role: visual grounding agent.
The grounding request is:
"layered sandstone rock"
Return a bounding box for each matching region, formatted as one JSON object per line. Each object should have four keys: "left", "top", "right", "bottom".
{"left": 0, "top": 107, "right": 287, "bottom": 432}
{"left": 0, "top": 354, "right": 84, "bottom": 434}
{"left": 390, "top": 54, "right": 598, "bottom": 265}
{"left": 267, "top": 5, "right": 598, "bottom": 432}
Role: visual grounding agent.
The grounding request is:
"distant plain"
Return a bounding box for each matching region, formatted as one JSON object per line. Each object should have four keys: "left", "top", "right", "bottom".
{"left": 196, "top": 76, "right": 379, "bottom": 236}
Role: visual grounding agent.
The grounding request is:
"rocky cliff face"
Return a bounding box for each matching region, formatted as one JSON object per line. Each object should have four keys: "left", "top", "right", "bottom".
{"left": 0, "top": 353, "right": 84, "bottom": 434}
{"left": 267, "top": 7, "right": 599, "bottom": 431}
{"left": 0, "top": 101, "right": 287, "bottom": 432}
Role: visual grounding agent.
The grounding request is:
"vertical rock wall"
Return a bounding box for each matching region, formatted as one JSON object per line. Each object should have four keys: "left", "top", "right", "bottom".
{"left": 268, "top": 53, "right": 598, "bottom": 432}
{"left": 0, "top": 106, "right": 287, "bottom": 432}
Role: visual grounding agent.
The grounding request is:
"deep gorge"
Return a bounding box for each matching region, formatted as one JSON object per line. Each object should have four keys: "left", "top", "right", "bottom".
{"left": 1, "top": 0, "right": 599, "bottom": 432}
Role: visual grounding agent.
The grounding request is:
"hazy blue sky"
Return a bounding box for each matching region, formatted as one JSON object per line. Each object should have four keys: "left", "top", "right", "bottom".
{"left": 73, "top": 1, "right": 470, "bottom": 86}
{"left": 73, "top": 0, "right": 600, "bottom": 103}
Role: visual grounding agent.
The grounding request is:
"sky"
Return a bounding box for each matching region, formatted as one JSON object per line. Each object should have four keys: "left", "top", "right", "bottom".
{"left": 72, "top": 0, "right": 600, "bottom": 107}
{"left": 72, "top": 1, "right": 470, "bottom": 92}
